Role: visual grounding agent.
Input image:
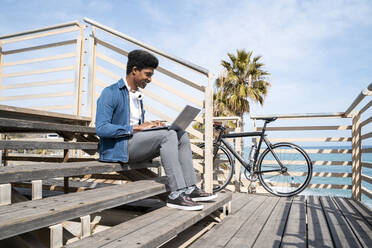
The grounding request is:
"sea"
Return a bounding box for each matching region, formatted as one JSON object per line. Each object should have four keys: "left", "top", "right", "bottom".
{"left": 242, "top": 145, "right": 372, "bottom": 209}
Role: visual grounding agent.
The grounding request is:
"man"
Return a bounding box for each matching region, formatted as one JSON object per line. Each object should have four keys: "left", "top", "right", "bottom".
{"left": 95, "top": 49, "right": 216, "bottom": 211}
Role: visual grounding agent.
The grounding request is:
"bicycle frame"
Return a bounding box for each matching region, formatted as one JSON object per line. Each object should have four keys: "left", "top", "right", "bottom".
{"left": 215, "top": 121, "right": 285, "bottom": 174}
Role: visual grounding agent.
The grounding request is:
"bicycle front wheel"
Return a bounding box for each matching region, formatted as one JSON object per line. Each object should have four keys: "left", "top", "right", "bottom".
{"left": 257, "top": 142, "right": 312, "bottom": 197}
{"left": 197, "top": 143, "right": 234, "bottom": 193}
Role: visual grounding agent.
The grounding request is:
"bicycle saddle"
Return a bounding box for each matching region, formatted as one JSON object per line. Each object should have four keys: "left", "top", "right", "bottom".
{"left": 255, "top": 117, "right": 277, "bottom": 122}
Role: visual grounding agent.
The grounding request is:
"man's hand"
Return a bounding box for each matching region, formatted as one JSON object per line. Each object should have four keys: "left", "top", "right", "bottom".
{"left": 133, "top": 120, "right": 166, "bottom": 132}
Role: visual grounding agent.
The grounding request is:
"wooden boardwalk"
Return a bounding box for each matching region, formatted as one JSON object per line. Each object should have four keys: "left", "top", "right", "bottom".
{"left": 189, "top": 193, "right": 372, "bottom": 248}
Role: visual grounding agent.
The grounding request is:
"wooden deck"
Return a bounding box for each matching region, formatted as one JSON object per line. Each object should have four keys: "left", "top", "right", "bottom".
{"left": 188, "top": 193, "right": 372, "bottom": 248}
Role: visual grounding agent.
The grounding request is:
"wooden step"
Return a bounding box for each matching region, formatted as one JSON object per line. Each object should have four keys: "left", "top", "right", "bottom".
{"left": 0, "top": 104, "right": 91, "bottom": 125}
{"left": 0, "top": 117, "right": 96, "bottom": 134}
{"left": 0, "top": 179, "right": 167, "bottom": 240}
{"left": 0, "top": 160, "right": 160, "bottom": 184}
{"left": 0, "top": 140, "right": 98, "bottom": 150}
{"left": 65, "top": 192, "right": 232, "bottom": 248}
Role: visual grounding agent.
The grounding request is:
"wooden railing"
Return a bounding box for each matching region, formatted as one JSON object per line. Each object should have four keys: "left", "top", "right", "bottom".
{"left": 0, "top": 21, "right": 85, "bottom": 115}
{"left": 250, "top": 83, "right": 372, "bottom": 205}
{"left": 82, "top": 18, "right": 214, "bottom": 192}
{"left": 0, "top": 19, "right": 215, "bottom": 192}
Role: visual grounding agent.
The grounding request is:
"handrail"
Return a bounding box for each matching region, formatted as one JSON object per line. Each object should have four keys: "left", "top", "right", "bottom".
{"left": 0, "top": 21, "right": 82, "bottom": 40}
{"left": 344, "top": 82, "right": 372, "bottom": 117}
{"left": 250, "top": 112, "right": 345, "bottom": 119}
{"left": 83, "top": 17, "right": 209, "bottom": 76}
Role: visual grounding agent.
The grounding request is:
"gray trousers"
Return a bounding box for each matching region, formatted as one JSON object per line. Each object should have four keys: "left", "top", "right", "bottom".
{"left": 127, "top": 129, "right": 197, "bottom": 191}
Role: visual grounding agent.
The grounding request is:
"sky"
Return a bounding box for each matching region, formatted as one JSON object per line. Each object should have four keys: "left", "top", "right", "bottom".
{"left": 0, "top": 0, "right": 371, "bottom": 130}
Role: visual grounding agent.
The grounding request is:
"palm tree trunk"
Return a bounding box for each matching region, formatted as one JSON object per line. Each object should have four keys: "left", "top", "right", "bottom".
{"left": 248, "top": 74, "right": 252, "bottom": 88}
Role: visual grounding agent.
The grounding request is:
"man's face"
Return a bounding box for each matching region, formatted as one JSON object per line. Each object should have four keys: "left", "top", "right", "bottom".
{"left": 133, "top": 67, "right": 154, "bottom": 89}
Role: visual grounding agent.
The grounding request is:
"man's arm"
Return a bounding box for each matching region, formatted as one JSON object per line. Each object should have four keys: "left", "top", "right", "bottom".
{"left": 95, "top": 88, "right": 133, "bottom": 138}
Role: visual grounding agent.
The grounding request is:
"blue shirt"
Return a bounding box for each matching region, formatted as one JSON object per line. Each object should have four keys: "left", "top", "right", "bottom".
{"left": 95, "top": 78, "right": 144, "bottom": 163}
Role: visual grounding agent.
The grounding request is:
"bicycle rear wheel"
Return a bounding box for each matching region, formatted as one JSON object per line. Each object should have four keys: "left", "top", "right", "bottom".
{"left": 257, "top": 142, "right": 312, "bottom": 197}
{"left": 197, "top": 143, "right": 234, "bottom": 193}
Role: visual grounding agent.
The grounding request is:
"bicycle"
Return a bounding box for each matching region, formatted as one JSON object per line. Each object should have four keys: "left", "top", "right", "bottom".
{"left": 197, "top": 117, "right": 313, "bottom": 196}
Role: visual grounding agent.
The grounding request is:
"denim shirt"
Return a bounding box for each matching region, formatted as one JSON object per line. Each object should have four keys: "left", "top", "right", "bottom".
{"left": 95, "top": 78, "right": 145, "bottom": 163}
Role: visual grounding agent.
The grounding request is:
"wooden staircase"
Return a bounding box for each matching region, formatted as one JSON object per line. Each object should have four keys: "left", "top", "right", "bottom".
{"left": 0, "top": 105, "right": 232, "bottom": 248}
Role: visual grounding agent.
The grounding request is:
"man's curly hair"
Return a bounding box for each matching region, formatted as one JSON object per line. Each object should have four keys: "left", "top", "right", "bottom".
{"left": 126, "top": 49, "right": 159, "bottom": 75}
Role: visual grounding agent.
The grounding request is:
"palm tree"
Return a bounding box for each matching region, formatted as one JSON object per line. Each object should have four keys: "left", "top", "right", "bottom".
{"left": 214, "top": 49, "right": 270, "bottom": 130}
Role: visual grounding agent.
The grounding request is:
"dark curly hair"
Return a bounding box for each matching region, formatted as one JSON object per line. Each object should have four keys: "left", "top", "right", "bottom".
{"left": 126, "top": 49, "right": 159, "bottom": 75}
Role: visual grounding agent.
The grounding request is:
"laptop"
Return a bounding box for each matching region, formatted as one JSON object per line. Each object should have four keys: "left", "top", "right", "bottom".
{"left": 142, "top": 105, "right": 201, "bottom": 132}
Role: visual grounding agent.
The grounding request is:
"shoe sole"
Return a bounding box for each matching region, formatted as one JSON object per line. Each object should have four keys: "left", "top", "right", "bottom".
{"left": 191, "top": 194, "right": 218, "bottom": 202}
{"left": 166, "top": 203, "right": 204, "bottom": 211}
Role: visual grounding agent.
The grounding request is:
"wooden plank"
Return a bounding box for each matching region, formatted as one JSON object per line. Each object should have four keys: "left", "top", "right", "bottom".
{"left": 12, "top": 179, "right": 112, "bottom": 193}
{"left": 262, "top": 160, "right": 352, "bottom": 166}
{"left": 251, "top": 112, "right": 344, "bottom": 119}
{"left": 363, "top": 161, "right": 372, "bottom": 169}
{"left": 156, "top": 66, "right": 205, "bottom": 92}
{"left": 49, "top": 224, "right": 63, "bottom": 248}
{"left": 362, "top": 147, "right": 372, "bottom": 153}
{"left": 0, "top": 104, "right": 91, "bottom": 125}
{"left": 181, "top": 195, "right": 264, "bottom": 248}
{"left": 1, "top": 78, "right": 74, "bottom": 89}
{"left": 0, "top": 179, "right": 167, "bottom": 240}
{"left": 96, "top": 65, "right": 120, "bottom": 80}
{"left": 0, "top": 140, "right": 97, "bottom": 150}
{"left": 151, "top": 78, "right": 204, "bottom": 107}
{"left": 3, "top": 156, "right": 96, "bottom": 163}
{"left": 362, "top": 174, "right": 372, "bottom": 185}
{"left": 101, "top": 193, "right": 232, "bottom": 248}
{"left": 320, "top": 196, "right": 362, "bottom": 247}
{"left": 0, "top": 160, "right": 157, "bottom": 184}
{"left": 2, "top": 53, "right": 75, "bottom": 67}
{"left": 360, "top": 99, "right": 372, "bottom": 114}
{"left": 0, "top": 91, "right": 73, "bottom": 101}
{"left": 2, "top": 26, "right": 80, "bottom": 44}
{"left": 1, "top": 65, "right": 74, "bottom": 78}
{"left": 141, "top": 88, "right": 183, "bottom": 112}
{"left": 0, "top": 21, "right": 81, "bottom": 40}
{"left": 32, "top": 180, "right": 42, "bottom": 200}
{"left": 362, "top": 187, "right": 372, "bottom": 200}
{"left": 2, "top": 39, "right": 76, "bottom": 55}
{"left": 267, "top": 137, "right": 352, "bottom": 142}
{"left": 333, "top": 197, "right": 372, "bottom": 247}
{"left": 66, "top": 205, "right": 178, "bottom": 247}
{"left": 361, "top": 116, "right": 372, "bottom": 127}
{"left": 362, "top": 132, "right": 372, "bottom": 140}
{"left": 0, "top": 184, "right": 11, "bottom": 206}
{"left": 345, "top": 198, "right": 372, "bottom": 225}
{"left": 253, "top": 197, "right": 293, "bottom": 248}
{"left": 67, "top": 193, "right": 231, "bottom": 248}
{"left": 96, "top": 52, "right": 126, "bottom": 70}
{"left": 307, "top": 196, "right": 333, "bottom": 247}
{"left": 34, "top": 105, "right": 74, "bottom": 111}
{"left": 279, "top": 196, "right": 307, "bottom": 247}
{"left": 224, "top": 196, "right": 280, "bottom": 247}
{"left": 0, "top": 117, "right": 96, "bottom": 133}
{"left": 258, "top": 125, "right": 352, "bottom": 131}
{"left": 352, "top": 113, "right": 362, "bottom": 200}
{"left": 263, "top": 148, "right": 352, "bottom": 154}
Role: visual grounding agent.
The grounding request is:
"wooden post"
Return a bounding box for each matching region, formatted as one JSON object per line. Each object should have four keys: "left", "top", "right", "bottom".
{"left": 234, "top": 118, "right": 243, "bottom": 192}
{"left": 63, "top": 148, "right": 69, "bottom": 194}
{"left": 352, "top": 112, "right": 362, "bottom": 200}
{"left": 0, "top": 183, "right": 11, "bottom": 206}
{"left": 49, "top": 224, "right": 63, "bottom": 248}
{"left": 87, "top": 27, "right": 97, "bottom": 122}
{"left": 80, "top": 215, "right": 91, "bottom": 239}
{"left": 204, "top": 73, "right": 214, "bottom": 193}
{"left": 32, "top": 180, "right": 42, "bottom": 200}
{"left": 0, "top": 46, "right": 6, "bottom": 167}
{"left": 73, "top": 25, "right": 85, "bottom": 116}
